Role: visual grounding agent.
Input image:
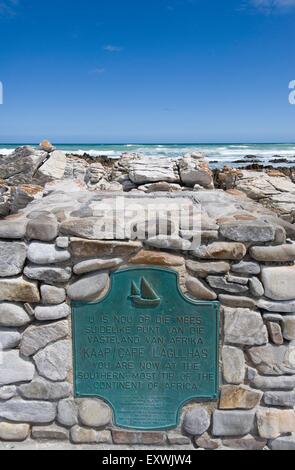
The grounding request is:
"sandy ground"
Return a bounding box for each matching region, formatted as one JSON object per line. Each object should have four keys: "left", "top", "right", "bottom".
{"left": 0, "top": 441, "right": 195, "bottom": 451}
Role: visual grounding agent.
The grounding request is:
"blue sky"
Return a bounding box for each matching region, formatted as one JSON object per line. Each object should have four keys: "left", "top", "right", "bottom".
{"left": 0, "top": 0, "right": 295, "bottom": 143}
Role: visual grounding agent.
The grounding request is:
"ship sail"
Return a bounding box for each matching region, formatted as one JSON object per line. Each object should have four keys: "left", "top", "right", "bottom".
{"left": 131, "top": 281, "right": 140, "bottom": 297}
{"left": 130, "top": 277, "right": 161, "bottom": 307}
{"left": 141, "top": 277, "right": 159, "bottom": 300}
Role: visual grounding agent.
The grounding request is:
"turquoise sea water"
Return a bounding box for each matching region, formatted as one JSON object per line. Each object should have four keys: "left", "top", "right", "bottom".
{"left": 1, "top": 143, "right": 295, "bottom": 168}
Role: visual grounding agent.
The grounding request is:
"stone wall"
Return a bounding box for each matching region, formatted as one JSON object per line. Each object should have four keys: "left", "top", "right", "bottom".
{"left": 0, "top": 190, "right": 295, "bottom": 450}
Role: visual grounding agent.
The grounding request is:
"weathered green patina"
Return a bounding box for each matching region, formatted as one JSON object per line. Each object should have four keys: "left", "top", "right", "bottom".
{"left": 72, "top": 267, "right": 220, "bottom": 430}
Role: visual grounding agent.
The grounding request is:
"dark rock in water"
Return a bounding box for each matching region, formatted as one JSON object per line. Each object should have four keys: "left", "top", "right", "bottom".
{"left": 234, "top": 159, "right": 261, "bottom": 164}
{"left": 269, "top": 158, "right": 289, "bottom": 164}
{"left": 244, "top": 155, "right": 258, "bottom": 159}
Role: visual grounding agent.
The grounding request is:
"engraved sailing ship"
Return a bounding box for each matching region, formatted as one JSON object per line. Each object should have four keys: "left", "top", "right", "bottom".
{"left": 130, "top": 277, "right": 161, "bottom": 307}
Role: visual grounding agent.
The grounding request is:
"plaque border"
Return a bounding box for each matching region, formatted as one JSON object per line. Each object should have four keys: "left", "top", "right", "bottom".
{"left": 72, "top": 266, "right": 220, "bottom": 431}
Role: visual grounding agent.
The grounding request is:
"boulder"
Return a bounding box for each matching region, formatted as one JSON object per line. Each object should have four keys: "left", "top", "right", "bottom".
{"left": 231, "top": 261, "right": 261, "bottom": 275}
{"left": 128, "top": 157, "right": 180, "bottom": 185}
{"left": 219, "top": 385, "right": 262, "bottom": 410}
{"left": 0, "top": 350, "right": 35, "bottom": 386}
{"left": 185, "top": 276, "right": 217, "bottom": 300}
{"left": 57, "top": 398, "right": 78, "bottom": 427}
{"left": 70, "top": 239, "right": 141, "bottom": 260}
{"left": 220, "top": 222, "right": 275, "bottom": 243}
{"left": 283, "top": 316, "right": 295, "bottom": 341}
{"left": 224, "top": 308, "right": 268, "bottom": 346}
{"left": 24, "top": 265, "right": 72, "bottom": 284}
{"left": 20, "top": 320, "right": 68, "bottom": 356}
{"left": 0, "top": 277, "right": 40, "bottom": 303}
{"left": 129, "top": 250, "right": 184, "bottom": 267}
{"left": 0, "top": 399, "right": 56, "bottom": 424}
{"left": 257, "top": 298, "right": 295, "bottom": 314}
{"left": 222, "top": 346, "right": 245, "bottom": 384}
{"left": 207, "top": 276, "right": 249, "bottom": 295}
{"left": 250, "top": 244, "right": 295, "bottom": 262}
{"left": 0, "top": 302, "right": 31, "bottom": 327}
{"left": 186, "top": 260, "right": 230, "bottom": 278}
{"left": 78, "top": 399, "right": 112, "bottom": 428}
{"left": 257, "top": 408, "right": 295, "bottom": 439}
{"left": 67, "top": 272, "right": 108, "bottom": 301}
{"left": 26, "top": 214, "right": 59, "bottom": 241}
{"left": 179, "top": 154, "right": 213, "bottom": 189}
{"left": 34, "top": 340, "right": 71, "bottom": 382}
{"left": 0, "top": 423, "right": 30, "bottom": 442}
{"left": 182, "top": 407, "right": 210, "bottom": 436}
{"left": 248, "top": 343, "right": 295, "bottom": 375}
{"left": 212, "top": 410, "right": 255, "bottom": 437}
{"left": 34, "top": 303, "right": 70, "bottom": 321}
{"left": 73, "top": 258, "right": 123, "bottom": 275}
{"left": 0, "top": 242, "right": 27, "bottom": 277}
{"left": 193, "top": 242, "right": 246, "bottom": 260}
{"left": 0, "top": 217, "right": 27, "bottom": 239}
{"left": 261, "top": 266, "right": 295, "bottom": 301}
{"left": 10, "top": 184, "right": 43, "bottom": 213}
{"left": 27, "top": 242, "right": 71, "bottom": 265}
{"left": 0, "top": 328, "right": 21, "bottom": 350}
{"left": 32, "top": 424, "right": 69, "bottom": 441}
{"left": 40, "top": 285, "right": 66, "bottom": 305}
{"left": 35, "top": 150, "right": 66, "bottom": 183}
{"left": 19, "top": 377, "right": 71, "bottom": 400}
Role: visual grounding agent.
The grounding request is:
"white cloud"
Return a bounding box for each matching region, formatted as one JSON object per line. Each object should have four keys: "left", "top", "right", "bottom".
{"left": 90, "top": 68, "right": 106, "bottom": 76}
{"left": 103, "top": 45, "right": 123, "bottom": 53}
{"left": 251, "top": 0, "right": 295, "bottom": 10}
{"left": 0, "top": 0, "right": 19, "bottom": 16}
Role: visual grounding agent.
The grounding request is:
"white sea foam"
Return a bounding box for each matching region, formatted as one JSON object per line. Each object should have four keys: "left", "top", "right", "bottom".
{"left": 0, "top": 148, "right": 15, "bottom": 156}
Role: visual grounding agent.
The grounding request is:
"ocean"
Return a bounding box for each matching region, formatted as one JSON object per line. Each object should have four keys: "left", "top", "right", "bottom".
{"left": 1, "top": 143, "right": 295, "bottom": 168}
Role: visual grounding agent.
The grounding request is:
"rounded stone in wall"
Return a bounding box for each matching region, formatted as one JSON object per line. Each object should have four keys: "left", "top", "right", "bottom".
{"left": 78, "top": 399, "right": 112, "bottom": 428}
{"left": 182, "top": 407, "right": 210, "bottom": 436}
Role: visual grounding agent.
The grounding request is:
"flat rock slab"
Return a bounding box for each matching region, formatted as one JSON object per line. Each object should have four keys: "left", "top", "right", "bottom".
{"left": 224, "top": 308, "right": 268, "bottom": 346}
{"left": 250, "top": 244, "right": 295, "bottom": 262}
{"left": 257, "top": 298, "right": 295, "bottom": 314}
{"left": 128, "top": 157, "right": 180, "bottom": 185}
{"left": 0, "top": 351, "right": 35, "bottom": 386}
{"left": 20, "top": 320, "right": 69, "bottom": 356}
{"left": 248, "top": 343, "right": 295, "bottom": 375}
{"left": 186, "top": 276, "right": 217, "bottom": 301}
{"left": 0, "top": 218, "right": 27, "bottom": 239}
{"left": 40, "top": 285, "right": 66, "bottom": 305}
{"left": 257, "top": 408, "right": 295, "bottom": 439}
{"left": 26, "top": 214, "right": 59, "bottom": 242}
{"left": 0, "top": 328, "right": 21, "bottom": 350}
{"left": 67, "top": 272, "right": 108, "bottom": 301}
{"left": 222, "top": 346, "right": 246, "bottom": 385}
{"left": 19, "top": 377, "right": 71, "bottom": 401}
{"left": 261, "top": 266, "right": 295, "bottom": 301}
{"left": 220, "top": 222, "right": 275, "bottom": 243}
{"left": 193, "top": 242, "right": 246, "bottom": 260}
{"left": 34, "top": 340, "right": 71, "bottom": 382}
{"left": 0, "top": 303, "right": 31, "bottom": 327}
{"left": 219, "top": 385, "right": 262, "bottom": 410}
{"left": 27, "top": 242, "right": 71, "bottom": 265}
{"left": 73, "top": 258, "right": 123, "bottom": 275}
{"left": 24, "top": 265, "right": 72, "bottom": 284}
{"left": 34, "top": 303, "right": 70, "bottom": 321}
{"left": 0, "top": 399, "right": 56, "bottom": 424}
{"left": 0, "top": 423, "right": 30, "bottom": 442}
{"left": 213, "top": 410, "right": 255, "bottom": 437}
{"left": 0, "top": 277, "right": 40, "bottom": 303}
{"left": 70, "top": 239, "right": 141, "bottom": 260}
{"left": 0, "top": 242, "right": 27, "bottom": 277}
{"left": 186, "top": 260, "right": 230, "bottom": 278}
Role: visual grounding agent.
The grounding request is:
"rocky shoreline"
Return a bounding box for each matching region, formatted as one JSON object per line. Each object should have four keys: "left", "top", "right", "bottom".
{"left": 1, "top": 141, "right": 295, "bottom": 226}
{"left": 1, "top": 141, "right": 295, "bottom": 449}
